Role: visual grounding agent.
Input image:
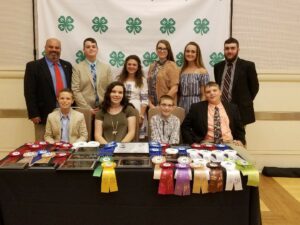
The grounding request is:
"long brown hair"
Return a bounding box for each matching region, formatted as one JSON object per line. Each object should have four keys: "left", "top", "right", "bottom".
{"left": 117, "top": 55, "right": 144, "bottom": 88}
{"left": 180, "top": 41, "right": 205, "bottom": 73}
{"left": 156, "top": 39, "right": 175, "bottom": 62}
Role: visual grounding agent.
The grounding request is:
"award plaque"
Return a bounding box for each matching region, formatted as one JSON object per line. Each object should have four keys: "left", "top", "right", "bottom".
{"left": 75, "top": 147, "right": 98, "bottom": 154}
{"left": 69, "top": 153, "right": 99, "bottom": 160}
{"left": 57, "top": 160, "right": 96, "bottom": 170}
{"left": 28, "top": 162, "right": 57, "bottom": 170}
{"left": 116, "top": 157, "right": 151, "bottom": 168}
{"left": 0, "top": 162, "right": 28, "bottom": 169}
{"left": 114, "top": 142, "right": 149, "bottom": 154}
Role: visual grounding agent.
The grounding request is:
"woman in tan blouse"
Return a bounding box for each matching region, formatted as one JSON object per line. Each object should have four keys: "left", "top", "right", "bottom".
{"left": 148, "top": 39, "right": 179, "bottom": 108}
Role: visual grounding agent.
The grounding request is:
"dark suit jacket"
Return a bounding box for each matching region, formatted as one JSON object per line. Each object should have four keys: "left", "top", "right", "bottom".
{"left": 214, "top": 58, "right": 259, "bottom": 125}
{"left": 24, "top": 57, "right": 72, "bottom": 124}
{"left": 181, "top": 101, "right": 245, "bottom": 145}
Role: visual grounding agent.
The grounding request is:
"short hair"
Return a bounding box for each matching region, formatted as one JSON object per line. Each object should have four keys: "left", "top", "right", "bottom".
{"left": 156, "top": 39, "right": 175, "bottom": 62}
{"left": 58, "top": 88, "right": 74, "bottom": 98}
{"left": 83, "top": 37, "right": 98, "bottom": 48}
{"left": 224, "top": 37, "right": 239, "bottom": 48}
{"left": 159, "top": 95, "right": 174, "bottom": 105}
{"left": 204, "top": 81, "right": 220, "bottom": 90}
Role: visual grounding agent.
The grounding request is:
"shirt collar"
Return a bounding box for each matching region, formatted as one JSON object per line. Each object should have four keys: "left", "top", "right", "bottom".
{"left": 59, "top": 110, "right": 70, "bottom": 120}
{"left": 208, "top": 102, "right": 223, "bottom": 109}
{"left": 45, "top": 57, "right": 61, "bottom": 67}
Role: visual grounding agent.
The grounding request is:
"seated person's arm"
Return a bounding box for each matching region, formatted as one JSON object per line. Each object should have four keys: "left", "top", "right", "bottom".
{"left": 121, "top": 116, "right": 136, "bottom": 142}
{"left": 169, "top": 118, "right": 180, "bottom": 144}
{"left": 150, "top": 116, "right": 161, "bottom": 142}
{"left": 75, "top": 115, "right": 88, "bottom": 143}
{"left": 94, "top": 119, "right": 108, "bottom": 144}
{"left": 44, "top": 118, "right": 55, "bottom": 144}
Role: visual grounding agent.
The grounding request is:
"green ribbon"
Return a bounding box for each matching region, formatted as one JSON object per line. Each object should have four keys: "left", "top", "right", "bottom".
{"left": 235, "top": 160, "right": 259, "bottom": 187}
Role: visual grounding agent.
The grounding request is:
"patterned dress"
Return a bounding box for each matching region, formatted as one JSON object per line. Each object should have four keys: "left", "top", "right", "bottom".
{"left": 178, "top": 73, "right": 210, "bottom": 113}
{"left": 124, "top": 78, "right": 149, "bottom": 139}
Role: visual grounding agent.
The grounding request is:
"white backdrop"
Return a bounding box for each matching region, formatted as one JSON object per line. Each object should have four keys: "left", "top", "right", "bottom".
{"left": 37, "top": 0, "right": 230, "bottom": 79}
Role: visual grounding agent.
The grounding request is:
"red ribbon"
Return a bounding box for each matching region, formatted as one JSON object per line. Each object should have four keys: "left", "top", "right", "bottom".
{"left": 158, "top": 162, "right": 175, "bottom": 195}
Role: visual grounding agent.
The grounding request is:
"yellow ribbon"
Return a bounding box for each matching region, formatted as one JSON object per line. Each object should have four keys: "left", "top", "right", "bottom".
{"left": 190, "top": 161, "right": 209, "bottom": 194}
{"left": 151, "top": 156, "right": 166, "bottom": 180}
{"left": 101, "top": 162, "right": 118, "bottom": 193}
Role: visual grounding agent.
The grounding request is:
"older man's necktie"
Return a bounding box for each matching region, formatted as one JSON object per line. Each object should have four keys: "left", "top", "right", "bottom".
{"left": 214, "top": 106, "right": 223, "bottom": 144}
{"left": 222, "top": 62, "right": 233, "bottom": 102}
{"left": 90, "top": 63, "right": 100, "bottom": 106}
{"left": 54, "top": 63, "right": 64, "bottom": 95}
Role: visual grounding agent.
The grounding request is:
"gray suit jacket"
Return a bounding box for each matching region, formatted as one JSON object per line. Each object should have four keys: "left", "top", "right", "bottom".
{"left": 72, "top": 60, "right": 112, "bottom": 109}
{"left": 44, "top": 109, "right": 88, "bottom": 144}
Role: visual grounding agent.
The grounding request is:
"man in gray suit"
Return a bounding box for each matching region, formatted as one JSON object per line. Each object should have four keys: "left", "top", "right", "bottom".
{"left": 72, "top": 37, "right": 112, "bottom": 115}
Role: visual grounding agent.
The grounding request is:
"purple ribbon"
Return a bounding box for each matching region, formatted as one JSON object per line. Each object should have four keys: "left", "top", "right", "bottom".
{"left": 174, "top": 164, "right": 191, "bottom": 196}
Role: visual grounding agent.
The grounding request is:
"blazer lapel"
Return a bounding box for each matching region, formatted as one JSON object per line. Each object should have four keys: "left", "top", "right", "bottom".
{"left": 54, "top": 110, "right": 62, "bottom": 139}
{"left": 68, "top": 109, "right": 74, "bottom": 141}
{"left": 84, "top": 61, "right": 95, "bottom": 88}
{"left": 232, "top": 58, "right": 241, "bottom": 92}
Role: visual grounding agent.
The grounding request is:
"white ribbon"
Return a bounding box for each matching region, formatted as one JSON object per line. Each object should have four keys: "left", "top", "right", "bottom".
{"left": 221, "top": 161, "right": 243, "bottom": 191}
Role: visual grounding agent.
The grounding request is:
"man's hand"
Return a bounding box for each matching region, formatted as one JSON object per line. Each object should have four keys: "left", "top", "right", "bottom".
{"left": 31, "top": 117, "right": 41, "bottom": 124}
{"left": 233, "top": 140, "right": 244, "bottom": 147}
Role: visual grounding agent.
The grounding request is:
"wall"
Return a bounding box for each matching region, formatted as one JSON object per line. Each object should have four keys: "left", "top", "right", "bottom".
{"left": 0, "top": 0, "right": 300, "bottom": 169}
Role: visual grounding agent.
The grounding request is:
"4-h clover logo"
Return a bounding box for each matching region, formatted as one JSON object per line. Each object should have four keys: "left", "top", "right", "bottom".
{"left": 41, "top": 51, "right": 45, "bottom": 57}
{"left": 160, "top": 18, "right": 176, "bottom": 35}
{"left": 109, "top": 51, "right": 125, "bottom": 67}
{"left": 126, "top": 17, "right": 142, "bottom": 35}
{"left": 209, "top": 52, "right": 224, "bottom": 67}
{"left": 194, "top": 18, "right": 209, "bottom": 35}
{"left": 58, "top": 16, "right": 74, "bottom": 33}
{"left": 143, "top": 52, "right": 158, "bottom": 67}
{"left": 176, "top": 52, "right": 184, "bottom": 67}
{"left": 75, "top": 50, "right": 86, "bottom": 64}
{"left": 92, "top": 17, "right": 108, "bottom": 34}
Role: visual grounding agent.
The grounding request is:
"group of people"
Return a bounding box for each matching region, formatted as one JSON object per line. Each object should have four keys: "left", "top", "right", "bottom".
{"left": 24, "top": 36, "right": 259, "bottom": 147}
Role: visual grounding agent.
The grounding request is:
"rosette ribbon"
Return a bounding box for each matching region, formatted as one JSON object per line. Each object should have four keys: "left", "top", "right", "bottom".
{"left": 31, "top": 150, "right": 48, "bottom": 164}
{"left": 207, "top": 162, "right": 224, "bottom": 193}
{"left": 174, "top": 163, "right": 191, "bottom": 196}
{"left": 151, "top": 156, "right": 166, "bottom": 180}
{"left": 0, "top": 151, "right": 22, "bottom": 165}
{"left": 221, "top": 161, "right": 243, "bottom": 191}
{"left": 93, "top": 156, "right": 113, "bottom": 177}
{"left": 52, "top": 152, "right": 71, "bottom": 166}
{"left": 190, "top": 159, "right": 209, "bottom": 194}
{"left": 101, "top": 161, "right": 118, "bottom": 193}
{"left": 17, "top": 151, "right": 38, "bottom": 165}
{"left": 36, "top": 152, "right": 56, "bottom": 164}
{"left": 235, "top": 160, "right": 259, "bottom": 187}
{"left": 158, "top": 162, "right": 175, "bottom": 195}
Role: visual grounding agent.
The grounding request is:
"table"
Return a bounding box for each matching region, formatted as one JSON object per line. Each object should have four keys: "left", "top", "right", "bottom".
{"left": 0, "top": 168, "right": 261, "bottom": 225}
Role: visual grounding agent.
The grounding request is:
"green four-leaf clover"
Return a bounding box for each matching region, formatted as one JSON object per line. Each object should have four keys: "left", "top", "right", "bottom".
{"left": 58, "top": 16, "right": 74, "bottom": 33}
{"left": 126, "top": 17, "right": 142, "bottom": 34}
{"left": 75, "top": 50, "right": 86, "bottom": 64}
{"left": 176, "top": 52, "right": 184, "bottom": 67}
{"left": 194, "top": 18, "right": 209, "bottom": 35}
{"left": 143, "top": 52, "right": 158, "bottom": 67}
{"left": 109, "top": 51, "right": 125, "bottom": 67}
{"left": 209, "top": 52, "right": 224, "bottom": 67}
{"left": 160, "top": 18, "right": 176, "bottom": 35}
{"left": 92, "top": 17, "right": 108, "bottom": 34}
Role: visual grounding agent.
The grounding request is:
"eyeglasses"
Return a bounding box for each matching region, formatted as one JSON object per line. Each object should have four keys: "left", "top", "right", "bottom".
{"left": 160, "top": 103, "right": 174, "bottom": 108}
{"left": 157, "top": 47, "right": 168, "bottom": 52}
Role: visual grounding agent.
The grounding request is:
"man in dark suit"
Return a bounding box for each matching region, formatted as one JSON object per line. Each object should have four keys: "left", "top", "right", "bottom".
{"left": 24, "top": 38, "right": 72, "bottom": 141}
{"left": 214, "top": 37, "right": 259, "bottom": 125}
{"left": 181, "top": 82, "right": 245, "bottom": 146}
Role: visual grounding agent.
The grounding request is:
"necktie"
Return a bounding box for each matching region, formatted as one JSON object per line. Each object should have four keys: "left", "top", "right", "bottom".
{"left": 90, "top": 64, "right": 100, "bottom": 106}
{"left": 54, "top": 63, "right": 64, "bottom": 95}
{"left": 214, "top": 106, "right": 223, "bottom": 144}
{"left": 222, "top": 62, "right": 233, "bottom": 102}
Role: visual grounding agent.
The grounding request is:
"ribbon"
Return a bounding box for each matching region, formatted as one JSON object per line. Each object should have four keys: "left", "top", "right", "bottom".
{"left": 31, "top": 150, "right": 48, "bottom": 164}
{"left": 177, "top": 156, "right": 191, "bottom": 165}
{"left": 223, "top": 150, "right": 237, "bottom": 160}
{"left": 177, "top": 147, "right": 187, "bottom": 156}
{"left": 35, "top": 152, "right": 56, "bottom": 164}
{"left": 0, "top": 151, "right": 22, "bottom": 165}
{"left": 149, "top": 147, "right": 162, "bottom": 157}
{"left": 200, "top": 144, "right": 216, "bottom": 151}
{"left": 160, "top": 143, "right": 169, "bottom": 155}
{"left": 165, "top": 148, "right": 178, "bottom": 160}
{"left": 198, "top": 150, "right": 211, "bottom": 161}
{"left": 174, "top": 163, "right": 191, "bottom": 196}
{"left": 93, "top": 156, "right": 113, "bottom": 177}
{"left": 151, "top": 156, "right": 166, "bottom": 180}
{"left": 190, "top": 159, "right": 210, "bottom": 194}
{"left": 101, "top": 161, "right": 118, "bottom": 193}
{"left": 236, "top": 160, "right": 259, "bottom": 187}
{"left": 221, "top": 161, "right": 243, "bottom": 191}
{"left": 52, "top": 152, "right": 70, "bottom": 166}
{"left": 207, "top": 162, "right": 224, "bottom": 193}
{"left": 158, "top": 162, "right": 174, "bottom": 195}
{"left": 98, "top": 145, "right": 115, "bottom": 157}
{"left": 215, "top": 144, "right": 231, "bottom": 151}
{"left": 17, "top": 151, "right": 38, "bottom": 165}
{"left": 211, "top": 150, "right": 225, "bottom": 161}
{"left": 186, "top": 149, "right": 201, "bottom": 160}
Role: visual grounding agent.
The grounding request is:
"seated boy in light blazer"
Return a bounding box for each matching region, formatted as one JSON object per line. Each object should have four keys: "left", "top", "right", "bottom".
{"left": 44, "top": 88, "right": 88, "bottom": 144}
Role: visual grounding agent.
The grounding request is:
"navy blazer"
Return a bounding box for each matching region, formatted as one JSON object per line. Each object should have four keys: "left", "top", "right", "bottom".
{"left": 214, "top": 58, "right": 259, "bottom": 125}
{"left": 181, "top": 101, "right": 245, "bottom": 145}
{"left": 24, "top": 57, "right": 72, "bottom": 124}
